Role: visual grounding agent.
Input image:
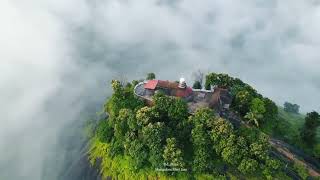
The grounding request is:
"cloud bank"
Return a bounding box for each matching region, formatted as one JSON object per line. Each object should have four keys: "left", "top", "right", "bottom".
{"left": 0, "top": 0, "right": 320, "bottom": 179}
{"left": 90, "top": 0, "right": 320, "bottom": 112}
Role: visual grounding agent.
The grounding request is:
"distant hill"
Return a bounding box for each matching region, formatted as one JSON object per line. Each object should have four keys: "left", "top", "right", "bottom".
{"left": 278, "top": 107, "right": 305, "bottom": 126}
{"left": 276, "top": 107, "right": 305, "bottom": 142}
{"left": 276, "top": 107, "right": 320, "bottom": 155}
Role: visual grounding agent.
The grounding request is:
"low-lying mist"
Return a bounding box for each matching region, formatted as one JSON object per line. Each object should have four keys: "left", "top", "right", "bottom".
{"left": 1, "top": 0, "right": 320, "bottom": 179}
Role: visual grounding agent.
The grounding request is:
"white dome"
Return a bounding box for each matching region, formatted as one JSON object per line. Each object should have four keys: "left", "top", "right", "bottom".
{"left": 179, "top": 77, "right": 185, "bottom": 84}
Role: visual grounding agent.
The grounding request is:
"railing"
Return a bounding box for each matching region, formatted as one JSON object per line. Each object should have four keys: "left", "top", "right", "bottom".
{"left": 133, "top": 82, "right": 145, "bottom": 98}
{"left": 133, "top": 82, "right": 152, "bottom": 101}
{"left": 192, "top": 89, "right": 213, "bottom": 93}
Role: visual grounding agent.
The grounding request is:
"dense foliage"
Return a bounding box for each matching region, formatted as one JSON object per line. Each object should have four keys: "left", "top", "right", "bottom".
{"left": 205, "top": 73, "right": 320, "bottom": 163}
{"left": 104, "top": 80, "right": 144, "bottom": 117}
{"left": 192, "top": 81, "right": 202, "bottom": 89}
{"left": 300, "top": 111, "right": 320, "bottom": 147}
{"left": 84, "top": 72, "right": 320, "bottom": 180}
{"left": 87, "top": 76, "right": 294, "bottom": 179}
{"left": 205, "top": 73, "right": 278, "bottom": 128}
{"left": 146, "top": 73, "right": 156, "bottom": 80}
{"left": 284, "top": 102, "right": 300, "bottom": 114}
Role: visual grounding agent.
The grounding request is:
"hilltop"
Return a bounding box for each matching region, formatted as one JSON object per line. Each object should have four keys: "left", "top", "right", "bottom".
{"left": 87, "top": 72, "right": 320, "bottom": 180}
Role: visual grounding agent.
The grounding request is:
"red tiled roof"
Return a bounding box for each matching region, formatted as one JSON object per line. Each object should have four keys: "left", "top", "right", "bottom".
{"left": 175, "top": 87, "right": 193, "bottom": 97}
{"left": 157, "top": 80, "right": 179, "bottom": 89}
{"left": 144, "top": 80, "right": 159, "bottom": 90}
{"left": 144, "top": 80, "right": 193, "bottom": 97}
{"left": 144, "top": 80, "right": 179, "bottom": 90}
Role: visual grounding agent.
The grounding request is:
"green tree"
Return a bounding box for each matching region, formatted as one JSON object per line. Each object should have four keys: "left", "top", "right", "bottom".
{"left": 163, "top": 138, "right": 185, "bottom": 168}
{"left": 111, "top": 79, "right": 122, "bottom": 96}
{"left": 313, "top": 144, "right": 320, "bottom": 158}
{"left": 209, "top": 117, "right": 234, "bottom": 145}
{"left": 250, "top": 98, "right": 266, "bottom": 115}
{"left": 205, "top": 73, "right": 218, "bottom": 90}
{"left": 221, "top": 144, "right": 242, "bottom": 165}
{"left": 142, "top": 122, "right": 166, "bottom": 167}
{"left": 262, "top": 158, "right": 282, "bottom": 180}
{"left": 174, "top": 117, "right": 192, "bottom": 146}
{"left": 127, "top": 139, "right": 149, "bottom": 170}
{"left": 191, "top": 123, "right": 213, "bottom": 172}
{"left": 105, "top": 80, "right": 144, "bottom": 117}
{"left": 96, "top": 120, "right": 114, "bottom": 143}
{"left": 209, "top": 116, "right": 273, "bottom": 175}
{"left": 153, "top": 93, "right": 172, "bottom": 115}
{"left": 191, "top": 108, "right": 214, "bottom": 126}
{"left": 131, "top": 80, "right": 139, "bottom": 86}
{"left": 114, "top": 109, "right": 130, "bottom": 142}
{"left": 205, "top": 72, "right": 262, "bottom": 106}
{"left": 209, "top": 118, "right": 243, "bottom": 165}
{"left": 236, "top": 136, "right": 249, "bottom": 157}
{"left": 243, "top": 98, "right": 266, "bottom": 127}
{"left": 250, "top": 142, "right": 268, "bottom": 160}
{"left": 168, "top": 98, "right": 188, "bottom": 122}
{"left": 136, "top": 106, "right": 160, "bottom": 126}
{"left": 146, "top": 72, "right": 156, "bottom": 80}
{"left": 126, "top": 109, "right": 139, "bottom": 131}
{"left": 244, "top": 111, "right": 260, "bottom": 127}
{"left": 263, "top": 98, "right": 278, "bottom": 119}
{"left": 238, "top": 158, "right": 258, "bottom": 174}
{"left": 217, "top": 134, "right": 247, "bottom": 166}
{"left": 193, "top": 80, "right": 202, "bottom": 89}
{"left": 234, "top": 90, "right": 253, "bottom": 116}
{"left": 217, "top": 73, "right": 234, "bottom": 87}
{"left": 109, "top": 138, "right": 124, "bottom": 157}
{"left": 189, "top": 108, "right": 215, "bottom": 172}
{"left": 261, "top": 98, "right": 278, "bottom": 129}
{"left": 284, "top": 102, "right": 300, "bottom": 114}
{"left": 301, "top": 111, "right": 320, "bottom": 147}
{"left": 304, "top": 111, "right": 320, "bottom": 127}
{"left": 153, "top": 93, "right": 189, "bottom": 125}
{"left": 205, "top": 73, "right": 234, "bottom": 88}
{"left": 293, "top": 163, "right": 309, "bottom": 180}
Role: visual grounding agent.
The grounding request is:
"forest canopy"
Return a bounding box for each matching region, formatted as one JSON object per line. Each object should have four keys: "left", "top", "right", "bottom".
{"left": 87, "top": 72, "right": 319, "bottom": 180}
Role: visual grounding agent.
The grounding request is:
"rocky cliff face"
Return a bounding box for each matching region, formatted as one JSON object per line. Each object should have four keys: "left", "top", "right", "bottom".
{"left": 58, "top": 119, "right": 104, "bottom": 180}
{"left": 61, "top": 151, "right": 102, "bottom": 180}
{"left": 41, "top": 113, "right": 104, "bottom": 180}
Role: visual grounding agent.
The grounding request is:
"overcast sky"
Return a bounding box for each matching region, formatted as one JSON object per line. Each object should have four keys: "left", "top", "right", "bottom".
{"left": 1, "top": 0, "right": 320, "bottom": 179}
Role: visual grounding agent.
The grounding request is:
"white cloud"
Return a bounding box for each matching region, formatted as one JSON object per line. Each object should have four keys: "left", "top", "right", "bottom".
{"left": 89, "top": 0, "right": 320, "bottom": 111}
{"left": 0, "top": 1, "right": 93, "bottom": 179}
{"left": 1, "top": 0, "right": 320, "bottom": 179}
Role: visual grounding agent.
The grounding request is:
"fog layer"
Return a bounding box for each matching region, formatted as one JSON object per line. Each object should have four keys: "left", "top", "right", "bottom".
{"left": 1, "top": 0, "right": 320, "bottom": 179}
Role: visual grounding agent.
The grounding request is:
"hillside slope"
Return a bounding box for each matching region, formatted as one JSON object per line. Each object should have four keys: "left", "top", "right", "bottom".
{"left": 87, "top": 73, "right": 320, "bottom": 180}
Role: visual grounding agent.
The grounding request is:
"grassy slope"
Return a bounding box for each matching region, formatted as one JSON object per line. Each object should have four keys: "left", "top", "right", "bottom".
{"left": 278, "top": 107, "right": 305, "bottom": 128}
{"left": 276, "top": 107, "right": 320, "bottom": 155}
{"left": 277, "top": 107, "right": 320, "bottom": 141}
{"left": 276, "top": 107, "right": 305, "bottom": 145}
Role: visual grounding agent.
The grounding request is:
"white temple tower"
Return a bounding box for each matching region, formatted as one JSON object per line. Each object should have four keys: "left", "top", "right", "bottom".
{"left": 178, "top": 77, "right": 187, "bottom": 89}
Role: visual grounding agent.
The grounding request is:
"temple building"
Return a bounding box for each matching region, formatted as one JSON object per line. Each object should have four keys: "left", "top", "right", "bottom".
{"left": 134, "top": 78, "right": 232, "bottom": 114}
